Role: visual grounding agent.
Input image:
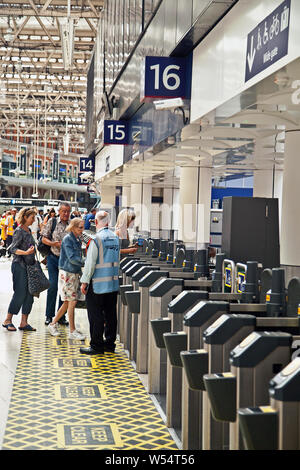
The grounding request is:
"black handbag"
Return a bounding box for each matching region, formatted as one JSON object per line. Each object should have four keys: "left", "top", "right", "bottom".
{"left": 37, "top": 217, "right": 57, "bottom": 257}
{"left": 26, "top": 252, "right": 51, "bottom": 297}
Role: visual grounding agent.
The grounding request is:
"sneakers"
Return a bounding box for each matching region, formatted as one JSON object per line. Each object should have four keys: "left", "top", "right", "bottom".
{"left": 69, "top": 330, "right": 86, "bottom": 340}
{"left": 48, "top": 323, "right": 60, "bottom": 336}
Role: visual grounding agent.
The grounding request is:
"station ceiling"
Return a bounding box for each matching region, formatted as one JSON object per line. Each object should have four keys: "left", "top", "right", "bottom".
{"left": 0, "top": 0, "right": 103, "bottom": 152}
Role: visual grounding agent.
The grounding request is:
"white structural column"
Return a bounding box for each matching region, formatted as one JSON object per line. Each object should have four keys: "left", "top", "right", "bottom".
{"left": 141, "top": 182, "right": 152, "bottom": 234}
{"left": 178, "top": 166, "right": 212, "bottom": 248}
{"left": 280, "top": 130, "right": 300, "bottom": 273}
{"left": 122, "top": 186, "right": 131, "bottom": 208}
{"left": 130, "top": 182, "right": 152, "bottom": 234}
{"left": 130, "top": 183, "right": 143, "bottom": 232}
{"left": 101, "top": 184, "right": 116, "bottom": 207}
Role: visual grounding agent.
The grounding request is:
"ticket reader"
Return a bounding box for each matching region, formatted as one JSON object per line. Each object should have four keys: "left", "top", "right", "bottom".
{"left": 181, "top": 301, "right": 229, "bottom": 449}
{"left": 211, "top": 253, "right": 226, "bottom": 293}
{"left": 148, "top": 278, "right": 183, "bottom": 396}
{"left": 137, "top": 270, "right": 170, "bottom": 373}
{"left": 239, "top": 357, "right": 300, "bottom": 450}
{"left": 161, "top": 291, "right": 209, "bottom": 431}
{"left": 204, "top": 331, "right": 292, "bottom": 450}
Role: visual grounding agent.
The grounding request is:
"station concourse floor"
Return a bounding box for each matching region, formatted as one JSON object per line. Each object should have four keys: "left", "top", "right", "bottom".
{"left": 0, "top": 259, "right": 179, "bottom": 451}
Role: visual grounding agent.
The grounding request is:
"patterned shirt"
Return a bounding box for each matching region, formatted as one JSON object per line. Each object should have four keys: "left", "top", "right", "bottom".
{"left": 9, "top": 226, "right": 35, "bottom": 267}
{"left": 42, "top": 217, "right": 69, "bottom": 257}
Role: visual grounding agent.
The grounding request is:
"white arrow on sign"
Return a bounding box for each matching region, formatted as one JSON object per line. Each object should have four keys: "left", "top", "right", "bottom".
{"left": 247, "top": 35, "right": 256, "bottom": 73}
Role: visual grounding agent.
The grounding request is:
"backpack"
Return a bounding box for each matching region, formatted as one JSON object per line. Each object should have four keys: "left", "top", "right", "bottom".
{"left": 37, "top": 217, "right": 57, "bottom": 257}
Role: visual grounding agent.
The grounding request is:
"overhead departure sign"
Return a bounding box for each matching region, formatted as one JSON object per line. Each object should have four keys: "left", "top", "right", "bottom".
{"left": 245, "top": 0, "right": 291, "bottom": 82}
{"left": 103, "top": 120, "right": 129, "bottom": 145}
{"left": 142, "top": 56, "right": 188, "bottom": 100}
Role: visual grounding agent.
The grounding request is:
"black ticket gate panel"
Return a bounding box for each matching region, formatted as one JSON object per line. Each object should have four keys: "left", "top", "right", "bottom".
{"left": 165, "top": 291, "right": 209, "bottom": 432}
{"left": 239, "top": 357, "right": 300, "bottom": 450}
{"left": 148, "top": 278, "right": 183, "bottom": 396}
{"left": 181, "top": 301, "right": 229, "bottom": 449}
{"left": 202, "top": 314, "right": 256, "bottom": 450}
{"left": 230, "top": 332, "right": 292, "bottom": 450}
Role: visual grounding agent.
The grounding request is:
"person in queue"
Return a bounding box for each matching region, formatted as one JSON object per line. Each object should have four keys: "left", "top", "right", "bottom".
{"left": 115, "top": 208, "right": 138, "bottom": 258}
{"left": 41, "top": 207, "right": 56, "bottom": 231}
{"left": 80, "top": 211, "right": 120, "bottom": 355}
{"left": 29, "top": 206, "right": 42, "bottom": 244}
{"left": 84, "top": 208, "right": 96, "bottom": 230}
{"left": 42, "top": 202, "right": 71, "bottom": 326}
{"left": 47, "top": 218, "right": 85, "bottom": 340}
{"left": 4, "top": 208, "right": 17, "bottom": 255}
{"left": 0, "top": 212, "right": 7, "bottom": 249}
{"left": 2, "top": 207, "right": 37, "bottom": 332}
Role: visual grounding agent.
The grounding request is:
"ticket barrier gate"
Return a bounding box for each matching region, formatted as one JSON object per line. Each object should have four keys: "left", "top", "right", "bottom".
{"left": 119, "top": 260, "right": 146, "bottom": 349}
{"left": 238, "top": 357, "right": 300, "bottom": 450}
{"left": 121, "top": 261, "right": 153, "bottom": 356}
{"left": 147, "top": 274, "right": 215, "bottom": 401}
{"left": 120, "top": 251, "right": 212, "bottom": 361}
{"left": 178, "top": 301, "right": 230, "bottom": 449}
{"left": 181, "top": 313, "right": 257, "bottom": 450}
{"left": 148, "top": 278, "right": 184, "bottom": 398}
{"left": 180, "top": 273, "right": 300, "bottom": 449}
{"left": 150, "top": 291, "right": 209, "bottom": 432}
{"left": 203, "top": 331, "right": 294, "bottom": 450}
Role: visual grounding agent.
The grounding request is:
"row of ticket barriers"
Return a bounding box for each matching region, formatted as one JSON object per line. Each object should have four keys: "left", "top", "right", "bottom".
{"left": 116, "top": 238, "right": 300, "bottom": 450}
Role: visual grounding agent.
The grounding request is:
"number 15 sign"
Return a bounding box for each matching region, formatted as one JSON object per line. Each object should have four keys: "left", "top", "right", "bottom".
{"left": 141, "top": 56, "right": 189, "bottom": 101}
{"left": 103, "top": 120, "right": 129, "bottom": 145}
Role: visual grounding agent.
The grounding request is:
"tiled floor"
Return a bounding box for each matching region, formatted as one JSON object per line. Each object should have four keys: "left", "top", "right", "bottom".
{"left": 0, "top": 259, "right": 178, "bottom": 450}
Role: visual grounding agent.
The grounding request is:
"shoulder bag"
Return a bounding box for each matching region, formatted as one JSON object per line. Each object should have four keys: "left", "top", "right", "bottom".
{"left": 27, "top": 249, "right": 51, "bottom": 297}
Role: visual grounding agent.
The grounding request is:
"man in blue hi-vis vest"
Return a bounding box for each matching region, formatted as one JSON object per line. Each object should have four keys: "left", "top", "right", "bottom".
{"left": 80, "top": 211, "right": 120, "bottom": 355}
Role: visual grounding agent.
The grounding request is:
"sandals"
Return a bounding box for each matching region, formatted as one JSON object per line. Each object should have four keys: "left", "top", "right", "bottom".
{"left": 2, "top": 323, "right": 17, "bottom": 332}
{"left": 18, "top": 325, "right": 36, "bottom": 331}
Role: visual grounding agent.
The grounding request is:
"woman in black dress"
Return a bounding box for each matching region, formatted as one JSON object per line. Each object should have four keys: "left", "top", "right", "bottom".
{"left": 2, "top": 207, "right": 37, "bottom": 332}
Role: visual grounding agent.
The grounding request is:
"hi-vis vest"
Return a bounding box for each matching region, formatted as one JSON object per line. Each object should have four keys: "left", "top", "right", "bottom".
{"left": 6, "top": 215, "right": 14, "bottom": 236}
{"left": 91, "top": 227, "right": 120, "bottom": 294}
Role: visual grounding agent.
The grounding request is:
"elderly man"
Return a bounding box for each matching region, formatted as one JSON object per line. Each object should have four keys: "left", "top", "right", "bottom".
{"left": 80, "top": 211, "right": 120, "bottom": 355}
{"left": 42, "top": 202, "right": 71, "bottom": 325}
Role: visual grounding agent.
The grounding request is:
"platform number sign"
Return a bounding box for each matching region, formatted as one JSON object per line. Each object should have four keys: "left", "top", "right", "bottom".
{"left": 142, "top": 56, "right": 188, "bottom": 100}
{"left": 104, "top": 120, "right": 129, "bottom": 145}
{"left": 79, "top": 155, "right": 95, "bottom": 173}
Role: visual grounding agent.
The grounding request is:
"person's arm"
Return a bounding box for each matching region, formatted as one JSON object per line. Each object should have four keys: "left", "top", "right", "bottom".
{"left": 80, "top": 238, "right": 98, "bottom": 294}
{"left": 115, "top": 229, "right": 138, "bottom": 254}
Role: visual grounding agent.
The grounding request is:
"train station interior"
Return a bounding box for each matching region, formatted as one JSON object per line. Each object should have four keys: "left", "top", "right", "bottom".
{"left": 1, "top": 0, "right": 300, "bottom": 453}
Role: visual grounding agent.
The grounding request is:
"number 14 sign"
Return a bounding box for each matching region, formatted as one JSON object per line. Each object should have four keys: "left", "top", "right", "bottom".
{"left": 142, "top": 56, "right": 189, "bottom": 100}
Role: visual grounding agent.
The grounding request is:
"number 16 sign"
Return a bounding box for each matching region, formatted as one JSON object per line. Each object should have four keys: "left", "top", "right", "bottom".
{"left": 142, "top": 56, "right": 188, "bottom": 100}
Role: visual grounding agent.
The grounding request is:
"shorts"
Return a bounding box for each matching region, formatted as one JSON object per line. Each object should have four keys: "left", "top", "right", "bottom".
{"left": 58, "top": 270, "right": 85, "bottom": 302}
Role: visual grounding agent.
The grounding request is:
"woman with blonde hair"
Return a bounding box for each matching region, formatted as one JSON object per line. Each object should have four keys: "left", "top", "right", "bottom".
{"left": 48, "top": 217, "right": 85, "bottom": 339}
{"left": 115, "top": 208, "right": 138, "bottom": 257}
{"left": 2, "top": 207, "right": 37, "bottom": 331}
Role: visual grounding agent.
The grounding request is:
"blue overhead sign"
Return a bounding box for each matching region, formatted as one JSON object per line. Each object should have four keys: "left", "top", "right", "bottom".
{"left": 79, "top": 154, "right": 95, "bottom": 173}
{"left": 142, "top": 56, "right": 189, "bottom": 100}
{"left": 245, "top": 0, "right": 291, "bottom": 82}
{"left": 104, "top": 120, "right": 129, "bottom": 145}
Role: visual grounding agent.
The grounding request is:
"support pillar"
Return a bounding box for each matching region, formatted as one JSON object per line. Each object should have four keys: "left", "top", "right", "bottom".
{"left": 178, "top": 166, "right": 212, "bottom": 249}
